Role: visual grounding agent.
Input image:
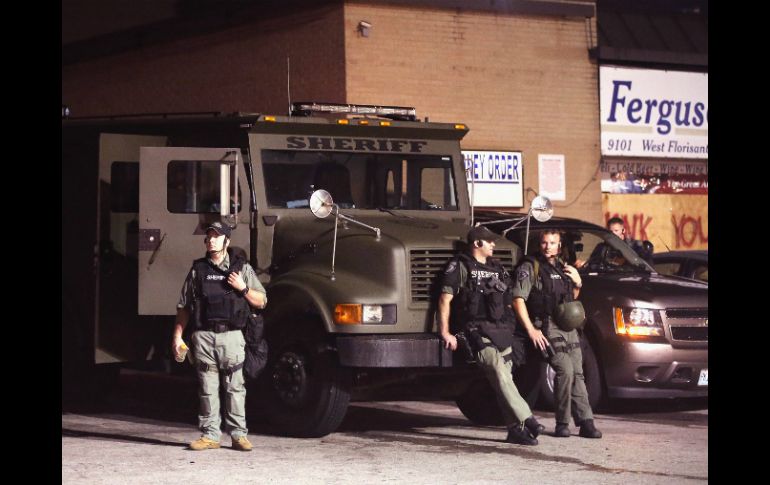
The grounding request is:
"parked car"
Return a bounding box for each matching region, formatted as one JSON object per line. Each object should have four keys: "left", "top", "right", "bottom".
{"left": 475, "top": 211, "right": 708, "bottom": 411}
{"left": 652, "top": 250, "right": 708, "bottom": 283}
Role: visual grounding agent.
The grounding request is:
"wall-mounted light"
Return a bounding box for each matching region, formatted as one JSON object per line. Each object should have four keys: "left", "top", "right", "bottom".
{"left": 358, "top": 20, "right": 372, "bottom": 37}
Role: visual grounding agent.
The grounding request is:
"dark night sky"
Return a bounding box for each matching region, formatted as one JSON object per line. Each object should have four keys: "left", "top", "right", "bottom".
{"left": 62, "top": 0, "right": 178, "bottom": 44}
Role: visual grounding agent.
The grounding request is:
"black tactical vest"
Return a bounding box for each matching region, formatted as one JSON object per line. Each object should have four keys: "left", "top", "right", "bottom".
{"left": 451, "top": 253, "right": 517, "bottom": 349}
{"left": 522, "top": 254, "right": 574, "bottom": 323}
{"left": 191, "top": 250, "right": 250, "bottom": 331}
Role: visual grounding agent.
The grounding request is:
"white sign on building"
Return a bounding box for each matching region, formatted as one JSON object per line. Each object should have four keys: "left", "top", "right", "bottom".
{"left": 538, "top": 154, "right": 566, "bottom": 201}
{"left": 463, "top": 150, "right": 523, "bottom": 207}
{"left": 600, "top": 66, "right": 708, "bottom": 159}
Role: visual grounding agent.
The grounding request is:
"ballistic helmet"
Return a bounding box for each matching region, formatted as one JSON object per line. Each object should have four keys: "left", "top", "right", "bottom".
{"left": 553, "top": 300, "right": 586, "bottom": 331}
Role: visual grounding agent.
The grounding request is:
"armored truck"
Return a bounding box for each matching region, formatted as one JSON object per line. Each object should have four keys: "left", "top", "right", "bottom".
{"left": 62, "top": 103, "right": 525, "bottom": 437}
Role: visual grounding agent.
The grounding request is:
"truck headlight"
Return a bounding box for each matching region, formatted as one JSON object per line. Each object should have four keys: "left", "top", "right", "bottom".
{"left": 334, "top": 304, "right": 397, "bottom": 325}
{"left": 613, "top": 307, "right": 664, "bottom": 337}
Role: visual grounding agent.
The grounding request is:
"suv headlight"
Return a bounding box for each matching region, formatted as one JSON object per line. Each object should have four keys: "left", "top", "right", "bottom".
{"left": 613, "top": 307, "right": 664, "bottom": 337}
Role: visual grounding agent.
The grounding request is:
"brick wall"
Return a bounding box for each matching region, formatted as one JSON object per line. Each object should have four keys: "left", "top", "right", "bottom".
{"left": 62, "top": 4, "right": 347, "bottom": 117}
{"left": 62, "top": 1, "right": 603, "bottom": 223}
{"left": 343, "top": 2, "right": 603, "bottom": 223}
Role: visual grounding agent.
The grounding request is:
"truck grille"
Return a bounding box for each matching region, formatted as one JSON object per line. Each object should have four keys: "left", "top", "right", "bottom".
{"left": 670, "top": 327, "right": 708, "bottom": 341}
{"left": 409, "top": 249, "right": 514, "bottom": 303}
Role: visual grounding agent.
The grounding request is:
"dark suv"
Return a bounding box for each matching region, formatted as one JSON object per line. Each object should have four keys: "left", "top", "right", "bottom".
{"left": 477, "top": 211, "right": 708, "bottom": 409}
{"left": 652, "top": 250, "right": 709, "bottom": 283}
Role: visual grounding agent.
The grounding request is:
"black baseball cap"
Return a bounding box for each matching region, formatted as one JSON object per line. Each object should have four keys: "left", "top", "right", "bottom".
{"left": 205, "top": 221, "right": 232, "bottom": 238}
{"left": 466, "top": 226, "right": 499, "bottom": 244}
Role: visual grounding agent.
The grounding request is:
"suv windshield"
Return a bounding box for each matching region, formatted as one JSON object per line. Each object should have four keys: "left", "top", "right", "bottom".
{"left": 509, "top": 227, "right": 655, "bottom": 274}
{"left": 262, "top": 150, "right": 458, "bottom": 211}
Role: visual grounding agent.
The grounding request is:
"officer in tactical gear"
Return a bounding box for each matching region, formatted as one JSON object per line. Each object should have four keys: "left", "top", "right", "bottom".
{"left": 439, "top": 226, "right": 545, "bottom": 446}
{"left": 588, "top": 217, "right": 653, "bottom": 266}
{"left": 172, "top": 221, "right": 267, "bottom": 451}
{"left": 512, "top": 229, "right": 602, "bottom": 439}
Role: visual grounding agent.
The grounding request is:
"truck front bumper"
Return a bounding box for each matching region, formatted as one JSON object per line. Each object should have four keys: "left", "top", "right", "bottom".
{"left": 336, "top": 334, "right": 453, "bottom": 368}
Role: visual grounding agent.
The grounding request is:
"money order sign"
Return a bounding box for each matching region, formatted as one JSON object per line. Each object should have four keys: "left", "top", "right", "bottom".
{"left": 463, "top": 150, "right": 523, "bottom": 207}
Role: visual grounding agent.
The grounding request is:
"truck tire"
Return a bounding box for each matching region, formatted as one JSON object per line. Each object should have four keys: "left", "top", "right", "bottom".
{"left": 537, "top": 336, "right": 603, "bottom": 411}
{"left": 259, "top": 324, "right": 352, "bottom": 437}
{"left": 512, "top": 350, "right": 544, "bottom": 410}
{"left": 455, "top": 378, "right": 504, "bottom": 426}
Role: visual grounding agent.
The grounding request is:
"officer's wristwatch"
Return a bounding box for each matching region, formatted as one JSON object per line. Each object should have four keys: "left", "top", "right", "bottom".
{"left": 240, "top": 287, "right": 249, "bottom": 297}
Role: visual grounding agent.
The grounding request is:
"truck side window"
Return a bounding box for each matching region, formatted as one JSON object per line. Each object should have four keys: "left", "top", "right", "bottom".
{"left": 167, "top": 160, "right": 241, "bottom": 214}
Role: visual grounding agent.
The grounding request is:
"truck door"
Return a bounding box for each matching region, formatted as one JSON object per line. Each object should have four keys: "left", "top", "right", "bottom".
{"left": 138, "top": 147, "right": 250, "bottom": 315}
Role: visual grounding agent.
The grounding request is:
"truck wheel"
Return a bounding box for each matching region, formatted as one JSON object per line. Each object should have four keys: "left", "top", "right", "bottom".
{"left": 512, "top": 352, "right": 544, "bottom": 410}
{"left": 537, "top": 337, "right": 603, "bottom": 411}
{"left": 455, "top": 379, "right": 504, "bottom": 425}
{"left": 260, "top": 330, "right": 352, "bottom": 437}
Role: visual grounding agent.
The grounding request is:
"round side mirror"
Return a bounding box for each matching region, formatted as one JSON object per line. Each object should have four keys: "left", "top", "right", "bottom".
{"left": 310, "top": 189, "right": 334, "bottom": 218}
{"left": 531, "top": 195, "right": 553, "bottom": 222}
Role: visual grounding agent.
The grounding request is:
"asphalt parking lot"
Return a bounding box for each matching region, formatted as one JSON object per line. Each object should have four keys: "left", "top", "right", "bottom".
{"left": 62, "top": 370, "right": 707, "bottom": 484}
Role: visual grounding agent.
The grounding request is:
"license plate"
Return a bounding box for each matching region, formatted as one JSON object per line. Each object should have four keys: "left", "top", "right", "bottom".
{"left": 697, "top": 369, "right": 708, "bottom": 386}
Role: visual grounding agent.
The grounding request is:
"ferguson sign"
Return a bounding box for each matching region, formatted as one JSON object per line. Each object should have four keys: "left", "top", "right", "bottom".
{"left": 600, "top": 67, "right": 708, "bottom": 159}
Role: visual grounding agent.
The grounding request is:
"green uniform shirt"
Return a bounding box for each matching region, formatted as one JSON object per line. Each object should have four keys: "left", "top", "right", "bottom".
{"left": 440, "top": 257, "right": 470, "bottom": 295}
{"left": 511, "top": 258, "right": 552, "bottom": 327}
{"left": 511, "top": 259, "right": 542, "bottom": 301}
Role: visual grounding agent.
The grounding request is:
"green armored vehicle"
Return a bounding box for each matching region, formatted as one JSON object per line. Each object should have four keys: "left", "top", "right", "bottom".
{"left": 62, "top": 102, "right": 524, "bottom": 436}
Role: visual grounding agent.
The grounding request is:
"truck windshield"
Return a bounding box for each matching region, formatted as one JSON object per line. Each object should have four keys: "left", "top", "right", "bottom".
{"left": 262, "top": 150, "right": 458, "bottom": 211}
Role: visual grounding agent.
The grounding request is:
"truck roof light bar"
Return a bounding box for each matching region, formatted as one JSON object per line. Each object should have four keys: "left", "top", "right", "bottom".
{"left": 291, "top": 102, "right": 417, "bottom": 121}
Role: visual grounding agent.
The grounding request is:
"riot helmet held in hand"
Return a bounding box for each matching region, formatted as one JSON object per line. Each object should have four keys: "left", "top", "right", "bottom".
{"left": 553, "top": 300, "right": 586, "bottom": 331}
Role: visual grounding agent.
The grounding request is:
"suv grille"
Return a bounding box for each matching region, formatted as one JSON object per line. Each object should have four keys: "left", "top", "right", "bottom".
{"left": 409, "top": 249, "right": 514, "bottom": 303}
{"left": 670, "top": 327, "right": 708, "bottom": 341}
{"left": 666, "top": 308, "right": 708, "bottom": 319}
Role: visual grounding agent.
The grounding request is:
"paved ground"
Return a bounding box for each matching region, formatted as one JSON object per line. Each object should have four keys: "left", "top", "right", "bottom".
{"left": 62, "top": 370, "right": 707, "bottom": 484}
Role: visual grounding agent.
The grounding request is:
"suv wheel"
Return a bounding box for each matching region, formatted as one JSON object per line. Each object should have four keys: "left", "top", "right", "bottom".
{"left": 581, "top": 336, "right": 604, "bottom": 411}
{"left": 456, "top": 351, "right": 543, "bottom": 426}
{"left": 455, "top": 379, "right": 504, "bottom": 425}
{"left": 537, "top": 336, "right": 603, "bottom": 411}
{"left": 512, "top": 346, "right": 545, "bottom": 409}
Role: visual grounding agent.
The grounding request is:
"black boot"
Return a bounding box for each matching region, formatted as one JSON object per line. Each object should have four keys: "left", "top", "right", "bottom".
{"left": 554, "top": 422, "right": 571, "bottom": 437}
{"left": 524, "top": 416, "right": 545, "bottom": 438}
{"left": 578, "top": 419, "right": 602, "bottom": 439}
{"left": 506, "top": 424, "right": 538, "bottom": 446}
